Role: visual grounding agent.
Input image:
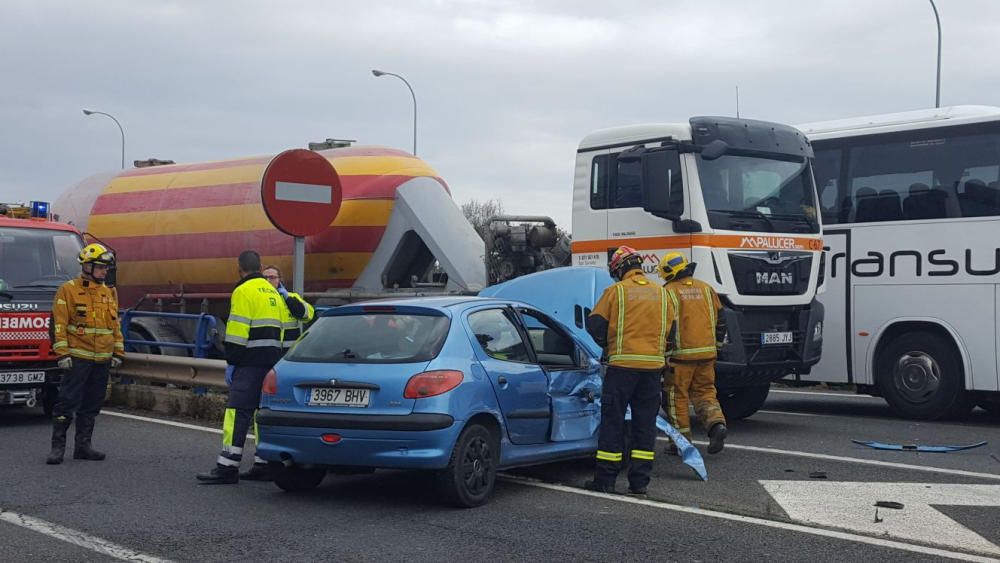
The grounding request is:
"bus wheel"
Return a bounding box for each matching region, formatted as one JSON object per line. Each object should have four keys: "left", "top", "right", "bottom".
{"left": 717, "top": 384, "right": 770, "bottom": 420}
{"left": 876, "top": 331, "right": 974, "bottom": 420}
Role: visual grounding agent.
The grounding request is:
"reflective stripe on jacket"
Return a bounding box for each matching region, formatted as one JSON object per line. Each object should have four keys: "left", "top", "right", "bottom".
{"left": 225, "top": 273, "right": 284, "bottom": 367}
{"left": 280, "top": 292, "right": 315, "bottom": 349}
{"left": 589, "top": 270, "right": 676, "bottom": 370}
{"left": 665, "top": 276, "right": 723, "bottom": 361}
{"left": 52, "top": 276, "right": 124, "bottom": 362}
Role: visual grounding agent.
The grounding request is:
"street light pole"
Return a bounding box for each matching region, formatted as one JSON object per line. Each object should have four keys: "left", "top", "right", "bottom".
{"left": 929, "top": 0, "right": 942, "bottom": 108}
{"left": 83, "top": 109, "right": 126, "bottom": 169}
{"left": 371, "top": 69, "right": 417, "bottom": 155}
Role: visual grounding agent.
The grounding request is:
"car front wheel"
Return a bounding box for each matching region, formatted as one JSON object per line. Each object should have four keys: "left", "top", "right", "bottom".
{"left": 436, "top": 423, "right": 497, "bottom": 508}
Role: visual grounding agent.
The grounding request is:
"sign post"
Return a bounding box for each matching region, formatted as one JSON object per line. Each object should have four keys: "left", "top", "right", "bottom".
{"left": 260, "top": 149, "right": 342, "bottom": 293}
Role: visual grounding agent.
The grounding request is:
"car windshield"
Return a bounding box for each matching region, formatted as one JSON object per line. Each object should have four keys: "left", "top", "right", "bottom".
{"left": 0, "top": 227, "right": 84, "bottom": 290}
{"left": 284, "top": 313, "right": 451, "bottom": 363}
{"left": 698, "top": 154, "right": 820, "bottom": 234}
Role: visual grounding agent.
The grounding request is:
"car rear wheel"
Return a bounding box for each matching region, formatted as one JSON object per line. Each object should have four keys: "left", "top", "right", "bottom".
{"left": 273, "top": 465, "right": 327, "bottom": 492}
{"left": 436, "top": 423, "right": 497, "bottom": 508}
{"left": 717, "top": 384, "right": 770, "bottom": 420}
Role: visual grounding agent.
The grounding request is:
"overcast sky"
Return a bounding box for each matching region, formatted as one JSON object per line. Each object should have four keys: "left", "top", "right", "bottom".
{"left": 2, "top": 0, "right": 998, "bottom": 228}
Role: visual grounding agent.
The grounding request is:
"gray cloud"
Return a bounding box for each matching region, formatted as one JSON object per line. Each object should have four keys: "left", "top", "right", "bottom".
{"left": 1, "top": 0, "right": 997, "bottom": 228}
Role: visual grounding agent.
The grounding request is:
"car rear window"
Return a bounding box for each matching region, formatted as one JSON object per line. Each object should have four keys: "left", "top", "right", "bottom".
{"left": 285, "top": 313, "right": 451, "bottom": 363}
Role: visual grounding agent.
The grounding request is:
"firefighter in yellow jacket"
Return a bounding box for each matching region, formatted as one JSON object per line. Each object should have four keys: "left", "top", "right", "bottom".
{"left": 46, "top": 243, "right": 124, "bottom": 465}
{"left": 658, "top": 252, "right": 728, "bottom": 455}
{"left": 197, "top": 250, "right": 283, "bottom": 484}
{"left": 585, "top": 246, "right": 676, "bottom": 495}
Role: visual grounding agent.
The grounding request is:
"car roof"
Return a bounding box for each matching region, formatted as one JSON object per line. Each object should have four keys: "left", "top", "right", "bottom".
{"left": 324, "top": 295, "right": 529, "bottom": 314}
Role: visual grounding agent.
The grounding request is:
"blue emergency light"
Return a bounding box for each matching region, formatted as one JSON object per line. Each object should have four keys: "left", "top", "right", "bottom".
{"left": 30, "top": 201, "right": 49, "bottom": 219}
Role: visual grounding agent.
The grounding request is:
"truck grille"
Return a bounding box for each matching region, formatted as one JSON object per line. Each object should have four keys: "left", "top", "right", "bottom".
{"left": 728, "top": 251, "right": 812, "bottom": 296}
{"left": 0, "top": 344, "right": 45, "bottom": 360}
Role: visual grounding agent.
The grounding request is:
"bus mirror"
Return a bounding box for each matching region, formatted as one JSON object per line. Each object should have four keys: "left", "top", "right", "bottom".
{"left": 699, "top": 139, "right": 728, "bottom": 161}
{"left": 640, "top": 148, "right": 684, "bottom": 221}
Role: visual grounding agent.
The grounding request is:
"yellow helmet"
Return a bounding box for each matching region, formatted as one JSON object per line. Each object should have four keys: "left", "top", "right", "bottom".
{"left": 657, "top": 252, "right": 688, "bottom": 282}
{"left": 78, "top": 243, "right": 114, "bottom": 265}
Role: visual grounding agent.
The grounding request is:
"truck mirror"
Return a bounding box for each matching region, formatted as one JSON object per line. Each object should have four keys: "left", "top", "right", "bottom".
{"left": 699, "top": 139, "right": 728, "bottom": 161}
{"left": 639, "top": 148, "right": 684, "bottom": 221}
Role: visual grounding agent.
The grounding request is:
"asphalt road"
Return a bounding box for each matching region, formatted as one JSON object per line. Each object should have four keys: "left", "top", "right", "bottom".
{"left": 1, "top": 388, "right": 998, "bottom": 562}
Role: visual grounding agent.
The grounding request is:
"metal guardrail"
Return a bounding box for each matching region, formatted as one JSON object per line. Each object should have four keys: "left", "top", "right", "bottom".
{"left": 121, "top": 310, "right": 218, "bottom": 358}
{"left": 117, "top": 353, "right": 227, "bottom": 390}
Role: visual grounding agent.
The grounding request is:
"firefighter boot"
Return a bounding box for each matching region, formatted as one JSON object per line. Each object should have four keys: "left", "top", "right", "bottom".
{"left": 196, "top": 466, "right": 239, "bottom": 485}
{"left": 708, "top": 423, "right": 727, "bottom": 455}
{"left": 73, "top": 417, "right": 106, "bottom": 461}
{"left": 239, "top": 463, "right": 274, "bottom": 482}
{"left": 46, "top": 416, "right": 71, "bottom": 465}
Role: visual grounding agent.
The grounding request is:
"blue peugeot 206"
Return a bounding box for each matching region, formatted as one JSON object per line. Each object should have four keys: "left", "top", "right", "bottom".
{"left": 255, "top": 267, "right": 613, "bottom": 507}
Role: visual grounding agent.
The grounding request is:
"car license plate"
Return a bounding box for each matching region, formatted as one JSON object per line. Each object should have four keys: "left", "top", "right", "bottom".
{"left": 761, "top": 332, "right": 793, "bottom": 345}
{"left": 0, "top": 371, "right": 46, "bottom": 384}
{"left": 308, "top": 387, "right": 370, "bottom": 407}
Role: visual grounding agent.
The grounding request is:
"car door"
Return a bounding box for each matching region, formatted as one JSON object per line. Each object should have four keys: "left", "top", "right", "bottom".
{"left": 516, "top": 306, "right": 602, "bottom": 442}
{"left": 466, "top": 307, "right": 550, "bottom": 445}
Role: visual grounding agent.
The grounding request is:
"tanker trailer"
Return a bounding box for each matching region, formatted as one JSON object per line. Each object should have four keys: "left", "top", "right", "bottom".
{"left": 55, "top": 146, "right": 486, "bottom": 355}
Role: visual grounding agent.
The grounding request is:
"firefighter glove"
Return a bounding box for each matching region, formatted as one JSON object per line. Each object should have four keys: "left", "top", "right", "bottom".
{"left": 57, "top": 356, "right": 72, "bottom": 370}
{"left": 277, "top": 283, "right": 289, "bottom": 299}
{"left": 111, "top": 356, "right": 123, "bottom": 369}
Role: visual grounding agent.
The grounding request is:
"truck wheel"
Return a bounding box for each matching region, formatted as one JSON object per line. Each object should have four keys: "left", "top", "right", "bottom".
{"left": 876, "top": 331, "right": 974, "bottom": 420}
{"left": 273, "top": 466, "right": 326, "bottom": 492}
{"left": 436, "top": 423, "right": 498, "bottom": 508}
{"left": 717, "top": 384, "right": 770, "bottom": 420}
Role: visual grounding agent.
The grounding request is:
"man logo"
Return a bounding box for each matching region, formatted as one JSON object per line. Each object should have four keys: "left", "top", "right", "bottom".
{"left": 756, "top": 272, "right": 793, "bottom": 285}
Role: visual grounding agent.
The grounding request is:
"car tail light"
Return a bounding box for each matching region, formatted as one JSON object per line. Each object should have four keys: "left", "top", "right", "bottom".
{"left": 403, "top": 370, "right": 464, "bottom": 399}
{"left": 321, "top": 434, "right": 341, "bottom": 444}
{"left": 262, "top": 369, "right": 278, "bottom": 395}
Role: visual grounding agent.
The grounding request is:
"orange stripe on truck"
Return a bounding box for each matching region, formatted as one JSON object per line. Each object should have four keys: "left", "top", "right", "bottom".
{"left": 572, "top": 234, "right": 823, "bottom": 254}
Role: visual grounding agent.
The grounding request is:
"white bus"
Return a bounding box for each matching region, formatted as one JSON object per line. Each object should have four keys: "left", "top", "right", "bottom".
{"left": 799, "top": 106, "right": 1000, "bottom": 420}
{"left": 572, "top": 117, "right": 825, "bottom": 419}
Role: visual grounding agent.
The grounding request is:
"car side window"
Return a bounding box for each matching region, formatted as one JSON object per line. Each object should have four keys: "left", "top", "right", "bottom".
{"left": 518, "top": 308, "right": 579, "bottom": 369}
{"left": 468, "top": 309, "right": 531, "bottom": 363}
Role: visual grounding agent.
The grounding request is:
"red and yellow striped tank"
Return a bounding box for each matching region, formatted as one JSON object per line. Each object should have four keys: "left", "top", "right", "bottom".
{"left": 72, "top": 146, "right": 446, "bottom": 305}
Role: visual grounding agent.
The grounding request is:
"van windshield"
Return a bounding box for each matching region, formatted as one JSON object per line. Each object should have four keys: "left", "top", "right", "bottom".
{"left": 698, "top": 154, "right": 820, "bottom": 234}
{"left": 285, "top": 313, "right": 451, "bottom": 363}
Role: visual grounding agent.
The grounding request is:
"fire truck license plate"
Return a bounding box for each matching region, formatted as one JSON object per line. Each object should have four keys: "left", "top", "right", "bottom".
{"left": 761, "top": 332, "right": 793, "bottom": 345}
{"left": 0, "top": 371, "right": 46, "bottom": 384}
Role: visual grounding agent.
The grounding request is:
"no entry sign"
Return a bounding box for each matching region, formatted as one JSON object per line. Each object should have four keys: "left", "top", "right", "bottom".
{"left": 261, "top": 149, "right": 342, "bottom": 237}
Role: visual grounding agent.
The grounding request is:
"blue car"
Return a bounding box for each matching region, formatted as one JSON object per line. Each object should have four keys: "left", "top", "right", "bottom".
{"left": 256, "top": 268, "right": 614, "bottom": 507}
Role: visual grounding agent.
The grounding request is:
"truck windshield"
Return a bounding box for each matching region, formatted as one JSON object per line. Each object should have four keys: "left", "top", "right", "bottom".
{"left": 0, "top": 228, "right": 84, "bottom": 290}
{"left": 698, "top": 154, "right": 820, "bottom": 234}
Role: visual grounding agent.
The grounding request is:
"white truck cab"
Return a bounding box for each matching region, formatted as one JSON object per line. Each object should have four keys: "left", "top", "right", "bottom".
{"left": 572, "top": 116, "right": 825, "bottom": 417}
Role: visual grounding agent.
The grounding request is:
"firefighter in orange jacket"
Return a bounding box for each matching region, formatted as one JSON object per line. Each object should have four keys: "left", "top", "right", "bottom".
{"left": 658, "top": 252, "right": 728, "bottom": 455}
{"left": 585, "top": 246, "right": 676, "bottom": 495}
{"left": 46, "top": 243, "right": 124, "bottom": 465}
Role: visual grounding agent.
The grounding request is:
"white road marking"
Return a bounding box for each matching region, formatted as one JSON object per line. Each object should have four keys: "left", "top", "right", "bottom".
{"left": 102, "top": 409, "right": 1000, "bottom": 559}
{"left": 0, "top": 509, "right": 173, "bottom": 562}
{"left": 760, "top": 481, "right": 1000, "bottom": 556}
{"left": 757, "top": 409, "right": 822, "bottom": 417}
{"left": 105, "top": 409, "right": 1000, "bottom": 481}
{"left": 663, "top": 437, "right": 1000, "bottom": 482}
{"left": 770, "top": 389, "right": 878, "bottom": 400}
{"left": 500, "top": 477, "right": 999, "bottom": 563}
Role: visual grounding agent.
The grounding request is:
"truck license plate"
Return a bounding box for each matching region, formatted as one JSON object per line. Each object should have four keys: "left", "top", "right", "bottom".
{"left": 0, "top": 371, "right": 46, "bottom": 384}
{"left": 308, "top": 387, "right": 370, "bottom": 407}
{"left": 761, "top": 332, "right": 793, "bottom": 345}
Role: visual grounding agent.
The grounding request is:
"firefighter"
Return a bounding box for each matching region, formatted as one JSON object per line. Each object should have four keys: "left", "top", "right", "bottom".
{"left": 233, "top": 265, "right": 315, "bottom": 482}
{"left": 196, "top": 250, "right": 283, "bottom": 484}
{"left": 262, "top": 265, "right": 315, "bottom": 352}
{"left": 584, "top": 245, "right": 675, "bottom": 495}
{"left": 46, "top": 243, "right": 124, "bottom": 465}
{"left": 658, "top": 252, "right": 728, "bottom": 455}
